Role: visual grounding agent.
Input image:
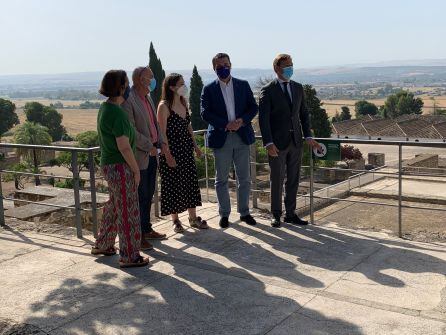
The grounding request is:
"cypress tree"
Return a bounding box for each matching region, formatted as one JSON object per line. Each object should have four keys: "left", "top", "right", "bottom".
{"left": 303, "top": 84, "right": 331, "bottom": 138}
{"left": 149, "top": 42, "right": 166, "bottom": 107}
{"left": 189, "top": 65, "right": 207, "bottom": 130}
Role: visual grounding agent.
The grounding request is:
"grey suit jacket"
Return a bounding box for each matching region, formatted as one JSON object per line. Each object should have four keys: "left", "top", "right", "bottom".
{"left": 258, "top": 79, "right": 312, "bottom": 150}
{"left": 121, "top": 87, "right": 164, "bottom": 170}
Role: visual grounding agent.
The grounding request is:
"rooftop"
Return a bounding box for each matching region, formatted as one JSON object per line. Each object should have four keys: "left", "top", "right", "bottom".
{"left": 332, "top": 115, "right": 446, "bottom": 140}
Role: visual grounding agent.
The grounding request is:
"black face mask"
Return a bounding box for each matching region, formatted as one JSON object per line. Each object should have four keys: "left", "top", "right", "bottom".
{"left": 216, "top": 66, "right": 231, "bottom": 80}
{"left": 123, "top": 86, "right": 130, "bottom": 100}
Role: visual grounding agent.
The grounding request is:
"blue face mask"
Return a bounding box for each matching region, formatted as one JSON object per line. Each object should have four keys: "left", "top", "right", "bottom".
{"left": 149, "top": 78, "right": 157, "bottom": 91}
{"left": 123, "top": 86, "right": 130, "bottom": 100}
{"left": 216, "top": 66, "right": 231, "bottom": 80}
{"left": 282, "top": 66, "right": 293, "bottom": 80}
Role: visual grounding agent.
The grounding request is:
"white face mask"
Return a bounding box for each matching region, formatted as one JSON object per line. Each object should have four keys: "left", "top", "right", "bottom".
{"left": 176, "top": 84, "right": 188, "bottom": 97}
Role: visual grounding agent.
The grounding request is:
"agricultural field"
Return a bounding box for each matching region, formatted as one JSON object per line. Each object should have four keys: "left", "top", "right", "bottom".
{"left": 322, "top": 95, "right": 446, "bottom": 118}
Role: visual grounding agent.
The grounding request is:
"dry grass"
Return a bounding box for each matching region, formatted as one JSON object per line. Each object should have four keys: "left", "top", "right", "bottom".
{"left": 11, "top": 98, "right": 101, "bottom": 108}
{"left": 4, "top": 95, "right": 446, "bottom": 141}
{"left": 322, "top": 96, "right": 446, "bottom": 118}
{"left": 5, "top": 109, "right": 99, "bottom": 141}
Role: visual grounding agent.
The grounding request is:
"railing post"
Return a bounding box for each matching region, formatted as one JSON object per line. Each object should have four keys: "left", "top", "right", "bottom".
{"left": 0, "top": 172, "right": 5, "bottom": 227}
{"left": 250, "top": 142, "right": 258, "bottom": 209}
{"left": 398, "top": 144, "right": 403, "bottom": 238}
{"left": 310, "top": 146, "right": 315, "bottom": 225}
{"left": 88, "top": 151, "right": 98, "bottom": 238}
{"left": 204, "top": 133, "right": 210, "bottom": 202}
{"left": 71, "top": 151, "right": 82, "bottom": 238}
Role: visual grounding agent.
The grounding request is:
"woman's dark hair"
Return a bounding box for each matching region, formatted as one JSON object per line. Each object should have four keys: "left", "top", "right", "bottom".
{"left": 160, "top": 73, "right": 187, "bottom": 110}
{"left": 99, "top": 70, "right": 128, "bottom": 98}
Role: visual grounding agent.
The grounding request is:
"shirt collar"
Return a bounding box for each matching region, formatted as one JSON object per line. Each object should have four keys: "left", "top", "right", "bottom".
{"left": 277, "top": 77, "right": 290, "bottom": 84}
{"left": 219, "top": 77, "right": 233, "bottom": 87}
{"left": 133, "top": 85, "right": 148, "bottom": 100}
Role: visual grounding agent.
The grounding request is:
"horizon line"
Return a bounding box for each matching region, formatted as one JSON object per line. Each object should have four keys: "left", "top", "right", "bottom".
{"left": 2, "top": 58, "right": 446, "bottom": 77}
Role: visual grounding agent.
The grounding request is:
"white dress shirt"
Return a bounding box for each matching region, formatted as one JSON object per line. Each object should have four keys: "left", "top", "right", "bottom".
{"left": 219, "top": 77, "right": 236, "bottom": 122}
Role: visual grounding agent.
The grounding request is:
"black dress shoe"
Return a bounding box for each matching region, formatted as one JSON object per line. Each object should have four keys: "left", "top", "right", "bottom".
{"left": 240, "top": 214, "right": 256, "bottom": 226}
{"left": 284, "top": 214, "right": 309, "bottom": 226}
{"left": 271, "top": 217, "right": 281, "bottom": 228}
{"left": 219, "top": 217, "right": 229, "bottom": 228}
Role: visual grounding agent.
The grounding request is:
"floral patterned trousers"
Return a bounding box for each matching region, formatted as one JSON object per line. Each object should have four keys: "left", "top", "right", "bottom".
{"left": 95, "top": 163, "right": 142, "bottom": 263}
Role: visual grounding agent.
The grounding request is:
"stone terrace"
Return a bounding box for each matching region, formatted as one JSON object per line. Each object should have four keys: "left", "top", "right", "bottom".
{"left": 1, "top": 202, "right": 445, "bottom": 335}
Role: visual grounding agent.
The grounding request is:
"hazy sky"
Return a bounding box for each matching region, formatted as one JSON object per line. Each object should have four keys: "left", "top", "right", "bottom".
{"left": 1, "top": 0, "right": 445, "bottom": 75}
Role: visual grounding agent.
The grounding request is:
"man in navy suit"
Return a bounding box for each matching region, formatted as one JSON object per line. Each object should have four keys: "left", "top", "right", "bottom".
{"left": 201, "top": 53, "right": 258, "bottom": 228}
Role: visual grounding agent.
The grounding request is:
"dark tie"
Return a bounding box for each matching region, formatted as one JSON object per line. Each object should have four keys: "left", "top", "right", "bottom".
{"left": 283, "top": 82, "right": 292, "bottom": 109}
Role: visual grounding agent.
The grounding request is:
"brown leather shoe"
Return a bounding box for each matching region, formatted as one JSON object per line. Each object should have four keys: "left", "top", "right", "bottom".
{"left": 144, "top": 231, "right": 167, "bottom": 240}
{"left": 140, "top": 238, "right": 154, "bottom": 251}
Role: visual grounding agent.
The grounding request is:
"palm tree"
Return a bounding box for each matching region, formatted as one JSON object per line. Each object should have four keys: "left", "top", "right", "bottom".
{"left": 13, "top": 122, "right": 52, "bottom": 186}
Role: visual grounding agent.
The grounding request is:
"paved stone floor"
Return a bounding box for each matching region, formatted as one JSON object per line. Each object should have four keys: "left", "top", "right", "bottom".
{"left": 1, "top": 202, "right": 445, "bottom": 335}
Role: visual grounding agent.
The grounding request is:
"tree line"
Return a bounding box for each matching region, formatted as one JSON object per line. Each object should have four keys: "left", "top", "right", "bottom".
{"left": 332, "top": 90, "right": 446, "bottom": 123}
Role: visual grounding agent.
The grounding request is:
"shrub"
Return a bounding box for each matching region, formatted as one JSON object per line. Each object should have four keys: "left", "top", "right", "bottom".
{"left": 341, "top": 145, "right": 363, "bottom": 161}
{"left": 54, "top": 178, "right": 86, "bottom": 189}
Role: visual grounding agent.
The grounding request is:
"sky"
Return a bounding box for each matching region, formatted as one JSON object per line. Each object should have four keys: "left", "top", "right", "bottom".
{"left": 1, "top": 0, "right": 445, "bottom": 75}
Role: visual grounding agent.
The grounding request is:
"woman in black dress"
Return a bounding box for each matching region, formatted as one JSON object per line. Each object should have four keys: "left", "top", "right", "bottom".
{"left": 157, "top": 73, "right": 208, "bottom": 233}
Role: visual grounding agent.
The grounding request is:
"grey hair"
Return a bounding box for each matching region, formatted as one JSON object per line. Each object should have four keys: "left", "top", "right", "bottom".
{"left": 132, "top": 66, "right": 150, "bottom": 84}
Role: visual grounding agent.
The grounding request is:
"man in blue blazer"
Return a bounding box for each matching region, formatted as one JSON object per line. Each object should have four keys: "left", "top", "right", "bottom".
{"left": 201, "top": 53, "right": 258, "bottom": 228}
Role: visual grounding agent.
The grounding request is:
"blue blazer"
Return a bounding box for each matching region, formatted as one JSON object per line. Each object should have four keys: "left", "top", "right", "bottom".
{"left": 200, "top": 77, "right": 258, "bottom": 149}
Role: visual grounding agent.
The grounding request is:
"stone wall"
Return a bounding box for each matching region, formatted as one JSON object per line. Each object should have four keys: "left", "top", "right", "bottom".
{"left": 405, "top": 154, "right": 439, "bottom": 168}
{"left": 34, "top": 203, "right": 104, "bottom": 231}
{"left": 368, "top": 153, "right": 385, "bottom": 167}
{"left": 403, "top": 154, "right": 445, "bottom": 175}
{"left": 13, "top": 192, "right": 54, "bottom": 207}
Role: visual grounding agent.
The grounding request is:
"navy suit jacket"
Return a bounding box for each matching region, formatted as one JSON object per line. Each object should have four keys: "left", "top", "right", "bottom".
{"left": 200, "top": 77, "right": 258, "bottom": 149}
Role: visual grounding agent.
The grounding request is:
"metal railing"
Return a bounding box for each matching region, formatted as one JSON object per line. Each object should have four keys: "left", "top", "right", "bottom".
{"left": 1, "top": 134, "right": 446, "bottom": 239}
{"left": 192, "top": 135, "right": 446, "bottom": 238}
{"left": 0, "top": 143, "right": 100, "bottom": 238}
{"left": 296, "top": 138, "right": 446, "bottom": 238}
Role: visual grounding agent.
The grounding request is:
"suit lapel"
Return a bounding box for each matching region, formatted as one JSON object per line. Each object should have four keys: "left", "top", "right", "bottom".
{"left": 147, "top": 94, "right": 157, "bottom": 117}
{"left": 290, "top": 81, "right": 302, "bottom": 114}
{"left": 274, "top": 79, "right": 284, "bottom": 97}
{"left": 232, "top": 78, "right": 242, "bottom": 117}
{"left": 130, "top": 88, "right": 149, "bottom": 123}
{"left": 274, "top": 79, "right": 292, "bottom": 112}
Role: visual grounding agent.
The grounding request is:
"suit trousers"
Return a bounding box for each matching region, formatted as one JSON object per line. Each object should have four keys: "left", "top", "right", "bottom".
{"left": 138, "top": 155, "right": 158, "bottom": 233}
{"left": 213, "top": 132, "right": 251, "bottom": 218}
{"left": 268, "top": 141, "right": 303, "bottom": 218}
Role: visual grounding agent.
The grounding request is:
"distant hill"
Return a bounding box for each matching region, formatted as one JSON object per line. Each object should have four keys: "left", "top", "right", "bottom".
{"left": 1, "top": 59, "right": 446, "bottom": 97}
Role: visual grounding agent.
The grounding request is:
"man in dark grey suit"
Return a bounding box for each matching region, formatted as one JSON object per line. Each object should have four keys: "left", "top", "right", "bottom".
{"left": 259, "top": 54, "right": 321, "bottom": 227}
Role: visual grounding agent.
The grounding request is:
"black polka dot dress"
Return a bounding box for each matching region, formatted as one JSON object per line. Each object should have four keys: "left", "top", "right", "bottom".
{"left": 159, "top": 108, "right": 202, "bottom": 216}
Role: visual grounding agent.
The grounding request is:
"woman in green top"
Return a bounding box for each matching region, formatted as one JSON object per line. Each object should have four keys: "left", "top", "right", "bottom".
{"left": 91, "top": 70, "right": 149, "bottom": 268}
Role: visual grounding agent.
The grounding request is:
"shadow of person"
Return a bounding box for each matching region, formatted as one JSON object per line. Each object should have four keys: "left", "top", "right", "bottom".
{"left": 22, "top": 261, "right": 363, "bottom": 335}
{"left": 155, "top": 225, "right": 325, "bottom": 289}
{"left": 231, "top": 220, "right": 446, "bottom": 289}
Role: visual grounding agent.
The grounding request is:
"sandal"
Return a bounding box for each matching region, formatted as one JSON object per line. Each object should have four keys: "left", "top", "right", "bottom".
{"left": 91, "top": 246, "right": 116, "bottom": 256}
{"left": 119, "top": 256, "right": 150, "bottom": 268}
{"left": 189, "top": 216, "right": 209, "bottom": 229}
{"left": 173, "top": 219, "right": 185, "bottom": 233}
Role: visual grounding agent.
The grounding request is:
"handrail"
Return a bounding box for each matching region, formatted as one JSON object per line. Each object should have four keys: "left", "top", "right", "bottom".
{"left": 0, "top": 142, "right": 100, "bottom": 152}
{"left": 1, "top": 134, "right": 446, "bottom": 240}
